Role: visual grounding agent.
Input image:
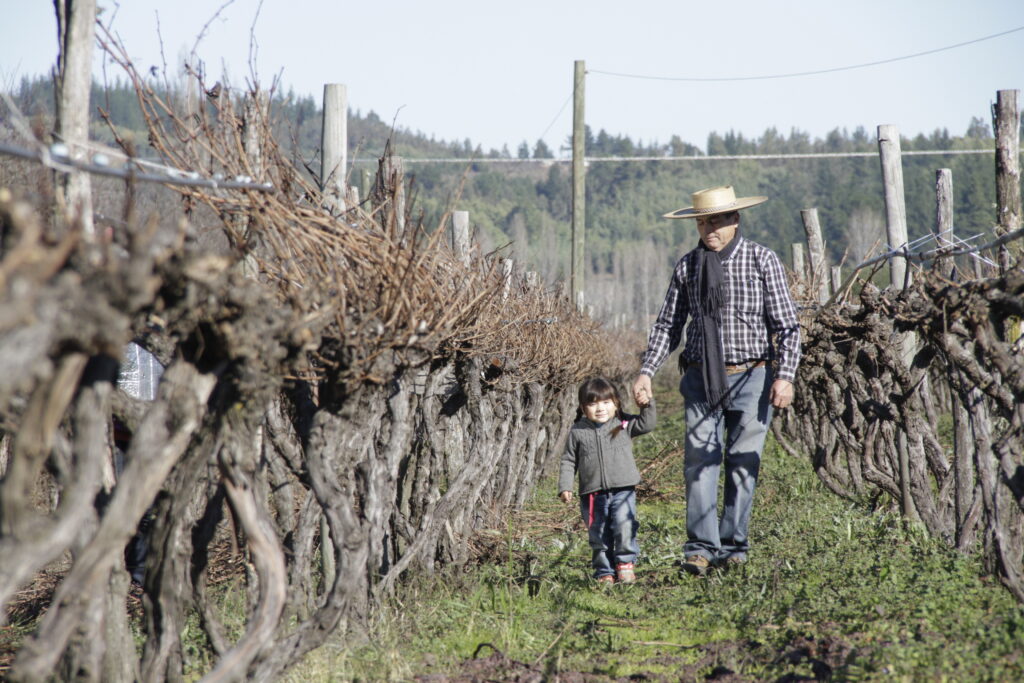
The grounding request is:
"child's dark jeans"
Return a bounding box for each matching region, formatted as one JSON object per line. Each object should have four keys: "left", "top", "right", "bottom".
{"left": 580, "top": 486, "right": 639, "bottom": 578}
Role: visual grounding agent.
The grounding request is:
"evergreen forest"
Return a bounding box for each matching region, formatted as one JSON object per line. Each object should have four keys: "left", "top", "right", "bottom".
{"left": 8, "top": 75, "right": 1004, "bottom": 326}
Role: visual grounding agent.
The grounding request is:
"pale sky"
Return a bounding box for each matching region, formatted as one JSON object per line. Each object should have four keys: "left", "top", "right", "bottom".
{"left": 3, "top": 0, "right": 1024, "bottom": 156}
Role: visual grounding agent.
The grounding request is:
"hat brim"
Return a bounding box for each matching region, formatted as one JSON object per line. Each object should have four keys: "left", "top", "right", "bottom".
{"left": 663, "top": 196, "right": 769, "bottom": 219}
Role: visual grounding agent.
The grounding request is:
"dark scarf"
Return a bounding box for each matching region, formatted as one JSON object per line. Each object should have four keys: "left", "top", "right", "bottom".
{"left": 694, "top": 234, "right": 741, "bottom": 408}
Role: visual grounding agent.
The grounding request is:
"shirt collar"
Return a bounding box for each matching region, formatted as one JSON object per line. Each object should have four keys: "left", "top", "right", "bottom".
{"left": 722, "top": 234, "right": 745, "bottom": 262}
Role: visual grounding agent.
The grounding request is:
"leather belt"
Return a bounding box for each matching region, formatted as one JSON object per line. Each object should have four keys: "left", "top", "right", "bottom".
{"left": 725, "top": 360, "right": 767, "bottom": 375}
{"left": 682, "top": 359, "right": 767, "bottom": 375}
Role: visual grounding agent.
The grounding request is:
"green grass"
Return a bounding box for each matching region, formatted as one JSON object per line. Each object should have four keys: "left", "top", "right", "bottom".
{"left": 286, "top": 384, "right": 1024, "bottom": 681}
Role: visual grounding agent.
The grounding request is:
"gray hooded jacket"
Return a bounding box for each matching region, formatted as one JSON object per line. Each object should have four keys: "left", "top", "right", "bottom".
{"left": 558, "top": 400, "right": 656, "bottom": 496}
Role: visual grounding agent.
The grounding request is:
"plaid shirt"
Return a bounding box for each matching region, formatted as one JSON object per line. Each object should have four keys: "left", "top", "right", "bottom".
{"left": 640, "top": 235, "right": 801, "bottom": 382}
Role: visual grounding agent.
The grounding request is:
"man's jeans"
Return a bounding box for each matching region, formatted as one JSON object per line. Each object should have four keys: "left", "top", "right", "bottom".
{"left": 579, "top": 487, "right": 639, "bottom": 578}
{"left": 680, "top": 364, "right": 774, "bottom": 563}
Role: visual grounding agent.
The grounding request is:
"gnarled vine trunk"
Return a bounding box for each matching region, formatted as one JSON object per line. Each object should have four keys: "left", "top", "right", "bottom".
{"left": 779, "top": 268, "right": 1024, "bottom": 598}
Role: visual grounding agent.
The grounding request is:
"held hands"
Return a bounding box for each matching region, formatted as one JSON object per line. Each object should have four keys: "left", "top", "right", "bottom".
{"left": 559, "top": 490, "right": 573, "bottom": 503}
{"left": 770, "top": 379, "right": 794, "bottom": 409}
{"left": 635, "top": 371, "right": 790, "bottom": 407}
{"left": 632, "top": 374, "right": 652, "bottom": 407}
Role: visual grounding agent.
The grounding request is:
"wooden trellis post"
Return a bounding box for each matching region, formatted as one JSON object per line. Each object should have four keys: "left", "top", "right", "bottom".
{"left": 800, "top": 208, "right": 830, "bottom": 304}
{"left": 877, "top": 123, "right": 919, "bottom": 525}
{"left": 830, "top": 266, "right": 843, "bottom": 299}
{"left": 502, "top": 259, "right": 514, "bottom": 300}
{"left": 360, "top": 168, "right": 373, "bottom": 206}
{"left": 318, "top": 83, "right": 347, "bottom": 589}
{"left": 791, "top": 243, "right": 806, "bottom": 285}
{"left": 878, "top": 124, "right": 911, "bottom": 289}
{"left": 935, "top": 165, "right": 978, "bottom": 543}
{"left": 935, "top": 169, "right": 954, "bottom": 279}
{"left": 993, "top": 89, "right": 1021, "bottom": 344}
{"left": 239, "top": 92, "right": 267, "bottom": 278}
{"left": 571, "top": 60, "right": 586, "bottom": 311}
{"left": 320, "top": 83, "right": 348, "bottom": 213}
{"left": 993, "top": 89, "right": 1021, "bottom": 273}
{"left": 452, "top": 210, "right": 471, "bottom": 267}
{"left": 54, "top": 0, "right": 96, "bottom": 237}
{"left": 383, "top": 155, "right": 406, "bottom": 235}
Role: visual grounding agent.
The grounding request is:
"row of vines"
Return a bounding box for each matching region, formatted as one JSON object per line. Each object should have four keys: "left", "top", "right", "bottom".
{"left": 778, "top": 128, "right": 1024, "bottom": 602}
{"left": 0, "top": 38, "right": 636, "bottom": 681}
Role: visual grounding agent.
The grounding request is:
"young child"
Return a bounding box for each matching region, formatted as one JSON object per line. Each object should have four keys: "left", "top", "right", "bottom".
{"left": 559, "top": 377, "right": 656, "bottom": 584}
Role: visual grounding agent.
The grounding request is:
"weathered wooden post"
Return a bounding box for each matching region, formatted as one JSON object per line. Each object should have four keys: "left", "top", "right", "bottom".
{"left": 935, "top": 169, "right": 954, "bottom": 278}
{"left": 877, "top": 123, "right": 919, "bottom": 524}
{"left": 993, "top": 89, "right": 1021, "bottom": 273}
{"left": 383, "top": 155, "right": 406, "bottom": 235}
{"left": 993, "top": 89, "right": 1021, "bottom": 344}
{"left": 791, "top": 242, "right": 806, "bottom": 290}
{"left": 877, "top": 124, "right": 911, "bottom": 289}
{"left": 317, "top": 84, "right": 346, "bottom": 589}
{"left": 320, "top": 83, "right": 347, "bottom": 213}
{"left": 571, "top": 60, "right": 586, "bottom": 310}
{"left": 501, "top": 259, "right": 514, "bottom": 301}
{"left": 830, "top": 266, "right": 843, "bottom": 300}
{"left": 242, "top": 94, "right": 264, "bottom": 180}
{"left": 936, "top": 165, "right": 978, "bottom": 547}
{"left": 239, "top": 92, "right": 266, "bottom": 277}
{"left": 360, "top": 168, "right": 373, "bottom": 207}
{"left": 54, "top": 0, "right": 96, "bottom": 237}
{"left": 452, "top": 210, "right": 471, "bottom": 267}
{"left": 800, "top": 208, "right": 830, "bottom": 303}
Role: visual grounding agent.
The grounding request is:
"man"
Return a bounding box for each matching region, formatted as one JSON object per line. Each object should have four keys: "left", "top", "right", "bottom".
{"left": 632, "top": 185, "right": 800, "bottom": 576}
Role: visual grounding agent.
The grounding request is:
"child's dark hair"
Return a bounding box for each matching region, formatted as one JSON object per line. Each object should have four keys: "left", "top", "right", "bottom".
{"left": 576, "top": 377, "right": 626, "bottom": 437}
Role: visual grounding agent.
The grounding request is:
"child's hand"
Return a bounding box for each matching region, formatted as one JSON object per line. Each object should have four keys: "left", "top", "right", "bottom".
{"left": 633, "top": 374, "right": 652, "bottom": 406}
{"left": 559, "top": 491, "right": 572, "bottom": 503}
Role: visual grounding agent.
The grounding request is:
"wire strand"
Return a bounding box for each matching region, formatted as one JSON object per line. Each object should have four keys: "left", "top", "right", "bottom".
{"left": 589, "top": 25, "right": 1024, "bottom": 82}
{"left": 537, "top": 92, "right": 573, "bottom": 144}
{"left": 0, "top": 140, "right": 274, "bottom": 191}
{"left": 349, "top": 148, "right": 997, "bottom": 164}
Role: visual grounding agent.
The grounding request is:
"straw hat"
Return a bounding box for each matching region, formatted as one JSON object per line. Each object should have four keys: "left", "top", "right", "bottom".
{"left": 663, "top": 185, "right": 768, "bottom": 219}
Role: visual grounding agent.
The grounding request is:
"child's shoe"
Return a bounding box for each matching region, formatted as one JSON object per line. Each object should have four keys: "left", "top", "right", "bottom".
{"left": 615, "top": 562, "right": 636, "bottom": 583}
{"left": 596, "top": 574, "right": 615, "bottom": 585}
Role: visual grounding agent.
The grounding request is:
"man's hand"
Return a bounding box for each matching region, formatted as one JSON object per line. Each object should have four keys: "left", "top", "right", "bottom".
{"left": 769, "top": 379, "right": 794, "bottom": 409}
{"left": 559, "top": 490, "right": 573, "bottom": 503}
{"left": 632, "top": 374, "right": 652, "bottom": 407}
